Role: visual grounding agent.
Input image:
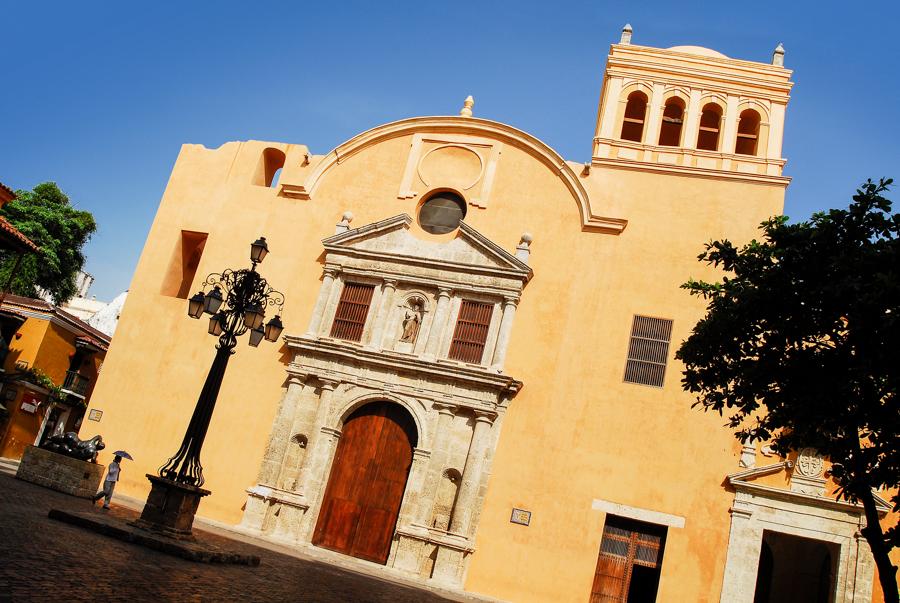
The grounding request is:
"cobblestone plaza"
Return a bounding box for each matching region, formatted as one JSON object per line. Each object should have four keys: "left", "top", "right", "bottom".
{"left": 0, "top": 466, "right": 487, "bottom": 602}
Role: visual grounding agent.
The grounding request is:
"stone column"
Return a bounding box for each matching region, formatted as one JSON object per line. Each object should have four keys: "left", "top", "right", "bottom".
{"left": 294, "top": 379, "right": 339, "bottom": 497}
{"left": 256, "top": 375, "right": 307, "bottom": 486}
{"left": 275, "top": 379, "right": 318, "bottom": 489}
{"left": 298, "top": 425, "right": 342, "bottom": 541}
{"left": 718, "top": 499, "right": 760, "bottom": 603}
{"left": 424, "top": 287, "right": 452, "bottom": 358}
{"left": 491, "top": 296, "right": 519, "bottom": 371}
{"left": 449, "top": 411, "right": 495, "bottom": 536}
{"left": 397, "top": 448, "right": 432, "bottom": 528}
{"left": 721, "top": 95, "right": 740, "bottom": 159}
{"left": 415, "top": 403, "right": 457, "bottom": 526}
{"left": 683, "top": 89, "right": 702, "bottom": 150}
{"left": 367, "top": 278, "right": 398, "bottom": 350}
{"left": 597, "top": 77, "right": 623, "bottom": 140}
{"left": 767, "top": 103, "right": 787, "bottom": 161}
{"left": 644, "top": 82, "right": 666, "bottom": 146}
{"left": 305, "top": 266, "right": 338, "bottom": 336}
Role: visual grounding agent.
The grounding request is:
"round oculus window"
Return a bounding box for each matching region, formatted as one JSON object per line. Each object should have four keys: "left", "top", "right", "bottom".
{"left": 418, "top": 192, "right": 466, "bottom": 234}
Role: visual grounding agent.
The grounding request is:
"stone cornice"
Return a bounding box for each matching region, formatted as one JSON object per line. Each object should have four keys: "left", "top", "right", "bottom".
{"left": 396, "top": 525, "right": 475, "bottom": 553}
{"left": 607, "top": 43, "right": 793, "bottom": 100}
{"left": 727, "top": 464, "right": 891, "bottom": 515}
{"left": 337, "top": 266, "right": 521, "bottom": 298}
{"left": 322, "top": 213, "right": 532, "bottom": 284}
{"left": 590, "top": 155, "right": 791, "bottom": 187}
{"left": 285, "top": 334, "right": 523, "bottom": 398}
{"left": 245, "top": 485, "right": 310, "bottom": 510}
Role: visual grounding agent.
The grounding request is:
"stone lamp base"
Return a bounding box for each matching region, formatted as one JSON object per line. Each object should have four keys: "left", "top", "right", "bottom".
{"left": 132, "top": 474, "right": 210, "bottom": 540}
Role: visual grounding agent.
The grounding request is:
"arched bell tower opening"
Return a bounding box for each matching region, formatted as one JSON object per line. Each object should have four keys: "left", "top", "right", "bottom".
{"left": 312, "top": 401, "right": 418, "bottom": 564}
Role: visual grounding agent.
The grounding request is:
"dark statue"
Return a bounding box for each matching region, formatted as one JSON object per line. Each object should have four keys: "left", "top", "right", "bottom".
{"left": 42, "top": 432, "right": 105, "bottom": 462}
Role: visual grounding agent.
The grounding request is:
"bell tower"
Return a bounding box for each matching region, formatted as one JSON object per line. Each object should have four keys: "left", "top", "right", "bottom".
{"left": 592, "top": 25, "right": 793, "bottom": 184}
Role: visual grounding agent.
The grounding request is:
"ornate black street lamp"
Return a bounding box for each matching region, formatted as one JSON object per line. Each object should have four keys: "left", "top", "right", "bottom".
{"left": 136, "top": 237, "right": 285, "bottom": 538}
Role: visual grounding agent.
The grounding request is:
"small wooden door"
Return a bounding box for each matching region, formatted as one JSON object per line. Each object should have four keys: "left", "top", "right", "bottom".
{"left": 312, "top": 402, "right": 417, "bottom": 564}
{"left": 590, "top": 516, "right": 667, "bottom": 603}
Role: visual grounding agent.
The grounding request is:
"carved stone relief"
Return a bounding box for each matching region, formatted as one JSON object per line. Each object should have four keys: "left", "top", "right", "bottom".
{"left": 795, "top": 447, "right": 825, "bottom": 478}
{"left": 721, "top": 462, "right": 883, "bottom": 602}
{"left": 398, "top": 134, "right": 503, "bottom": 208}
{"left": 241, "top": 214, "right": 528, "bottom": 588}
{"left": 790, "top": 447, "right": 827, "bottom": 496}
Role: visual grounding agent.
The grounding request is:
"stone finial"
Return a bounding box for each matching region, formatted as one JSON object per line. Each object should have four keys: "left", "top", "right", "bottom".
{"left": 515, "top": 232, "right": 533, "bottom": 263}
{"left": 459, "top": 95, "right": 475, "bottom": 117}
{"left": 739, "top": 438, "right": 756, "bottom": 468}
{"left": 620, "top": 23, "right": 633, "bottom": 45}
{"left": 334, "top": 211, "right": 354, "bottom": 234}
{"left": 772, "top": 42, "right": 785, "bottom": 66}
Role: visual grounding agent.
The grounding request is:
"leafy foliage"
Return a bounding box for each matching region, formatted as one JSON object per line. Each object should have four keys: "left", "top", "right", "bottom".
{"left": 0, "top": 366, "right": 63, "bottom": 399}
{"left": 0, "top": 182, "right": 96, "bottom": 304}
{"left": 16, "top": 367, "right": 63, "bottom": 400}
{"left": 676, "top": 178, "right": 899, "bottom": 599}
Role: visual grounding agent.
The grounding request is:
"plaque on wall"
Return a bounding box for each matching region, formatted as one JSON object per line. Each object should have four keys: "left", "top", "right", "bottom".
{"left": 87, "top": 409, "right": 103, "bottom": 422}
{"left": 20, "top": 392, "right": 42, "bottom": 414}
{"left": 510, "top": 508, "right": 532, "bottom": 526}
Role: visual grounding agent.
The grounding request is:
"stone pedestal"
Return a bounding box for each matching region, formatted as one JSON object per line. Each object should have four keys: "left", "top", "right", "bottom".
{"left": 133, "top": 474, "right": 210, "bottom": 540}
{"left": 16, "top": 445, "right": 104, "bottom": 498}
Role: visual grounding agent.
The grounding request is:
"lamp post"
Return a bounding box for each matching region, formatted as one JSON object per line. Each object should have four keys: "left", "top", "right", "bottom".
{"left": 135, "top": 237, "right": 285, "bottom": 538}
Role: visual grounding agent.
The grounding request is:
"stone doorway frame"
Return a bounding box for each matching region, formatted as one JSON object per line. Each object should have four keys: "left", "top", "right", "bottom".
{"left": 719, "top": 462, "right": 889, "bottom": 603}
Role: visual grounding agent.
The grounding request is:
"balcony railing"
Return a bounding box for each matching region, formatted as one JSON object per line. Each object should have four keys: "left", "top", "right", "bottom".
{"left": 61, "top": 370, "right": 90, "bottom": 398}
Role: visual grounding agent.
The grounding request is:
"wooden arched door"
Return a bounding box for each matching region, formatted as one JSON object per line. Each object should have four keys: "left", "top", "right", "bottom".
{"left": 312, "top": 401, "right": 417, "bottom": 564}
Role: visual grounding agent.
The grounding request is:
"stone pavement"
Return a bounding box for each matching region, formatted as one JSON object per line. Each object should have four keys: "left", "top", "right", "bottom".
{"left": 0, "top": 466, "right": 498, "bottom": 603}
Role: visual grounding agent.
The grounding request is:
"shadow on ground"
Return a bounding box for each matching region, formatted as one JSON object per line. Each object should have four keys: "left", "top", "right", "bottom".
{"left": 0, "top": 472, "right": 464, "bottom": 603}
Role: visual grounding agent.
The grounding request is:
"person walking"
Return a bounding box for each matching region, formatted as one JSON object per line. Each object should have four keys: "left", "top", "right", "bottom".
{"left": 92, "top": 455, "right": 122, "bottom": 509}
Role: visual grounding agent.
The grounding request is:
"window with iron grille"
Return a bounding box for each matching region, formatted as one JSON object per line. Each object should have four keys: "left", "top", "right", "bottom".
{"left": 329, "top": 282, "right": 375, "bottom": 342}
{"left": 447, "top": 300, "right": 493, "bottom": 364}
{"left": 590, "top": 515, "right": 667, "bottom": 603}
{"left": 624, "top": 316, "right": 673, "bottom": 387}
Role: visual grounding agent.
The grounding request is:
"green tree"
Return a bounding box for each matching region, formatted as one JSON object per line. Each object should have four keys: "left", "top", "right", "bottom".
{"left": 676, "top": 179, "right": 899, "bottom": 601}
{"left": 0, "top": 182, "right": 97, "bottom": 304}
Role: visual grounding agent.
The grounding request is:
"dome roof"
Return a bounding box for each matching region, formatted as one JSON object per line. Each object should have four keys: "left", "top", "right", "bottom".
{"left": 667, "top": 45, "right": 728, "bottom": 59}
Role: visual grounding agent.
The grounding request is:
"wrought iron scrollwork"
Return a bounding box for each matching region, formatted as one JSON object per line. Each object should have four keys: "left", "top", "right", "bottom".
{"left": 158, "top": 246, "right": 286, "bottom": 487}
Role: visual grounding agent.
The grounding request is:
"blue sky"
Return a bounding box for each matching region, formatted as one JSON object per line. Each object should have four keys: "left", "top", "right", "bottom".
{"left": 1, "top": 1, "right": 898, "bottom": 301}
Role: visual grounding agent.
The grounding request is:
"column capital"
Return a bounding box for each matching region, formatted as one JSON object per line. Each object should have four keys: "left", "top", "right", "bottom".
{"left": 286, "top": 374, "right": 309, "bottom": 387}
{"left": 318, "top": 377, "right": 340, "bottom": 391}
{"left": 382, "top": 277, "right": 399, "bottom": 288}
{"left": 412, "top": 448, "right": 432, "bottom": 460}
{"left": 322, "top": 264, "right": 341, "bottom": 278}
{"left": 436, "top": 286, "right": 453, "bottom": 299}
{"left": 502, "top": 295, "right": 520, "bottom": 307}
{"left": 728, "top": 505, "right": 753, "bottom": 520}
{"left": 473, "top": 410, "right": 497, "bottom": 425}
{"left": 432, "top": 402, "right": 457, "bottom": 416}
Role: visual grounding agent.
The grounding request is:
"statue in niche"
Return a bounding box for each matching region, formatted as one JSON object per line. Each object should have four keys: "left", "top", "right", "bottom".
{"left": 400, "top": 299, "right": 424, "bottom": 343}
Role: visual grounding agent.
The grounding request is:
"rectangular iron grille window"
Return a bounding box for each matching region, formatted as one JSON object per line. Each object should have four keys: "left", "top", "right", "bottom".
{"left": 590, "top": 515, "right": 667, "bottom": 603}
{"left": 329, "top": 282, "right": 375, "bottom": 342}
{"left": 624, "top": 315, "right": 673, "bottom": 388}
{"left": 447, "top": 300, "right": 493, "bottom": 364}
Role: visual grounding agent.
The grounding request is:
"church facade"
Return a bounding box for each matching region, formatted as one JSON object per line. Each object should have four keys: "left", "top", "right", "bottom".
{"left": 82, "top": 28, "right": 889, "bottom": 602}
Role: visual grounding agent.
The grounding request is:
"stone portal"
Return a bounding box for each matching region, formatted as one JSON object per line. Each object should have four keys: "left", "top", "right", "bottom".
{"left": 312, "top": 402, "right": 417, "bottom": 564}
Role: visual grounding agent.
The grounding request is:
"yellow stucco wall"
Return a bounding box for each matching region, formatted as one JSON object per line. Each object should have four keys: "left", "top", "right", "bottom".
{"left": 3, "top": 314, "right": 51, "bottom": 373}
{"left": 80, "top": 118, "right": 787, "bottom": 600}
{"left": 90, "top": 37, "right": 900, "bottom": 603}
{"left": 0, "top": 313, "right": 107, "bottom": 459}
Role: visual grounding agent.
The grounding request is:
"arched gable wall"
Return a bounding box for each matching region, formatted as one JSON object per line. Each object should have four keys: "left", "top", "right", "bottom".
{"left": 283, "top": 117, "right": 626, "bottom": 234}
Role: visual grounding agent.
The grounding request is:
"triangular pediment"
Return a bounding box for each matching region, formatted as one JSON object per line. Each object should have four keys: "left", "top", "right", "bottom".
{"left": 726, "top": 462, "right": 891, "bottom": 514}
{"left": 322, "top": 214, "right": 532, "bottom": 281}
